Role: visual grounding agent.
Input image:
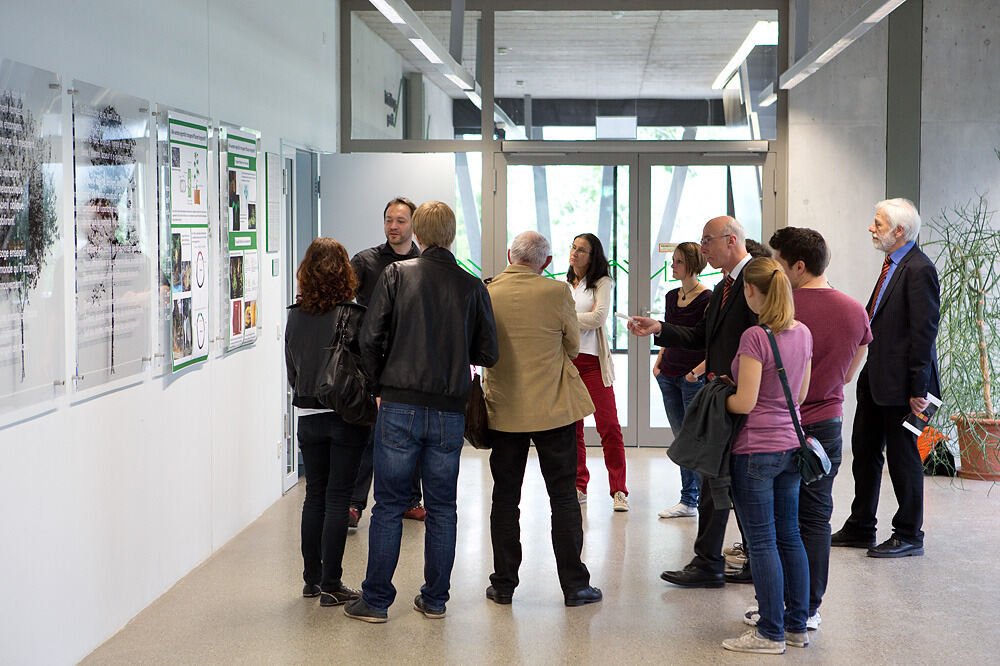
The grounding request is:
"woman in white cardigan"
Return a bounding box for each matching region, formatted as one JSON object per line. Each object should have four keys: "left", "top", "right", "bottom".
{"left": 567, "top": 233, "right": 629, "bottom": 512}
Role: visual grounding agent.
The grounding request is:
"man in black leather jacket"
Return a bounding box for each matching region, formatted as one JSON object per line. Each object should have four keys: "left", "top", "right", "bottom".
{"left": 345, "top": 201, "right": 498, "bottom": 623}
{"left": 347, "top": 197, "right": 423, "bottom": 527}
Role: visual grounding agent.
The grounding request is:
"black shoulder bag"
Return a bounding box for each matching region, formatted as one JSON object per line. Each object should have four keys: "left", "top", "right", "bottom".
{"left": 316, "top": 307, "right": 378, "bottom": 426}
{"left": 761, "top": 324, "right": 831, "bottom": 485}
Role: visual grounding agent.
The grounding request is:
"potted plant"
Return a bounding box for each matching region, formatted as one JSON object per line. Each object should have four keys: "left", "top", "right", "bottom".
{"left": 925, "top": 156, "right": 1000, "bottom": 481}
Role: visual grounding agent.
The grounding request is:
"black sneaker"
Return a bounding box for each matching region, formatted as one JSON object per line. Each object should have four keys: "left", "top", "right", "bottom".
{"left": 413, "top": 594, "right": 446, "bottom": 618}
{"left": 302, "top": 583, "right": 321, "bottom": 598}
{"left": 344, "top": 598, "right": 388, "bottom": 623}
{"left": 320, "top": 583, "right": 361, "bottom": 607}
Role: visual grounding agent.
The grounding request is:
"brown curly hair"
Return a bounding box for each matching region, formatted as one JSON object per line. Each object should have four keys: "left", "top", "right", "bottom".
{"left": 295, "top": 238, "right": 358, "bottom": 313}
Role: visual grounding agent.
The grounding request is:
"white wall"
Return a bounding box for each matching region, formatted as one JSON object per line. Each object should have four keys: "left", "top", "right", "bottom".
{"left": 351, "top": 14, "right": 405, "bottom": 140}
{"left": 0, "top": 1, "right": 337, "bottom": 663}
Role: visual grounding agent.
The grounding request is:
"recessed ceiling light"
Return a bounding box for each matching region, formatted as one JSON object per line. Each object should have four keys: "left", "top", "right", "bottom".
{"left": 497, "top": 46, "right": 511, "bottom": 55}
{"left": 515, "top": 80, "right": 524, "bottom": 86}
{"left": 611, "top": 11, "right": 625, "bottom": 19}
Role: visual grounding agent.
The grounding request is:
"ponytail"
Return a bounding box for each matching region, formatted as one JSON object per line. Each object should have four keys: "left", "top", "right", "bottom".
{"left": 744, "top": 257, "right": 795, "bottom": 333}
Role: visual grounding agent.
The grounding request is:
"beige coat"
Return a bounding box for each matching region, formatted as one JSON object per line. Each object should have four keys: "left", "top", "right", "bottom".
{"left": 484, "top": 265, "right": 595, "bottom": 432}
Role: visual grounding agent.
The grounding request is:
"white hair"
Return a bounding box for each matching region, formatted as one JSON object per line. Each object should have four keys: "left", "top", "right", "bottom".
{"left": 876, "top": 198, "right": 921, "bottom": 242}
{"left": 721, "top": 217, "right": 746, "bottom": 245}
{"left": 509, "top": 231, "right": 551, "bottom": 270}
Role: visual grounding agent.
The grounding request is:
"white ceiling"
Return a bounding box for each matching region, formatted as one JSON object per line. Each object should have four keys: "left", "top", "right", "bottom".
{"left": 357, "top": 9, "right": 777, "bottom": 100}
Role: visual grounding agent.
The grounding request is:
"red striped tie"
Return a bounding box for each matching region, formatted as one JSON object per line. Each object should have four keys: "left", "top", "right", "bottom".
{"left": 720, "top": 275, "right": 735, "bottom": 308}
{"left": 868, "top": 256, "right": 892, "bottom": 318}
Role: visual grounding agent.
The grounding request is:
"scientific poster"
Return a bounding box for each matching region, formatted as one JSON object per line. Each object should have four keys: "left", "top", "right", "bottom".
{"left": 72, "top": 80, "right": 153, "bottom": 390}
{"left": 165, "top": 111, "right": 210, "bottom": 371}
{"left": 222, "top": 128, "right": 259, "bottom": 351}
{"left": 0, "top": 59, "right": 65, "bottom": 413}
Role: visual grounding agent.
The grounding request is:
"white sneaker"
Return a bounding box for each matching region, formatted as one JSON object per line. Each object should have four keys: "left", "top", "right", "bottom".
{"left": 577, "top": 490, "right": 587, "bottom": 504}
{"left": 612, "top": 491, "right": 629, "bottom": 512}
{"left": 807, "top": 611, "right": 822, "bottom": 631}
{"left": 658, "top": 502, "right": 697, "bottom": 518}
{"left": 743, "top": 604, "right": 759, "bottom": 627}
{"left": 724, "top": 542, "right": 748, "bottom": 569}
{"left": 722, "top": 630, "right": 786, "bottom": 655}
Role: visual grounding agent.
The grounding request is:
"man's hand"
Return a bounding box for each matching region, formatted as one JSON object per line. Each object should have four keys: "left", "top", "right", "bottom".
{"left": 909, "top": 396, "right": 929, "bottom": 415}
{"left": 627, "top": 316, "right": 661, "bottom": 337}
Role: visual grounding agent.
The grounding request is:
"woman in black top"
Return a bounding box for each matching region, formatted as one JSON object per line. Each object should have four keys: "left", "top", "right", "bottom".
{"left": 653, "top": 242, "right": 711, "bottom": 518}
{"left": 284, "top": 238, "right": 367, "bottom": 607}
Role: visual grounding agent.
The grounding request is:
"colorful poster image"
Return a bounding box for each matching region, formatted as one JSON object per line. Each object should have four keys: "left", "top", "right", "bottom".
{"left": 72, "top": 80, "right": 152, "bottom": 391}
{"left": 241, "top": 250, "right": 258, "bottom": 345}
{"left": 227, "top": 251, "right": 244, "bottom": 348}
{"left": 0, "top": 59, "right": 65, "bottom": 414}
{"left": 165, "top": 111, "right": 210, "bottom": 372}
{"left": 222, "top": 127, "right": 259, "bottom": 352}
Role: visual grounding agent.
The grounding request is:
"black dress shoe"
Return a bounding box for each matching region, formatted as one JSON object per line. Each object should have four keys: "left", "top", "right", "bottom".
{"left": 302, "top": 583, "right": 322, "bottom": 598}
{"left": 725, "top": 563, "right": 753, "bottom": 584}
{"left": 486, "top": 585, "right": 513, "bottom": 605}
{"left": 564, "top": 586, "right": 603, "bottom": 607}
{"left": 660, "top": 565, "right": 725, "bottom": 588}
{"left": 831, "top": 527, "right": 876, "bottom": 549}
{"left": 867, "top": 536, "right": 924, "bottom": 558}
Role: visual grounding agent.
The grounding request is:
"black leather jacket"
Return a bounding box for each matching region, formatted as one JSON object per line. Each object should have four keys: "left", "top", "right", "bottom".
{"left": 285, "top": 302, "right": 365, "bottom": 409}
{"left": 360, "top": 246, "right": 498, "bottom": 412}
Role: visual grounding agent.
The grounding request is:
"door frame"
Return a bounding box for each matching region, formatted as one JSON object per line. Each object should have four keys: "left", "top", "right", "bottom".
{"left": 493, "top": 143, "right": 775, "bottom": 446}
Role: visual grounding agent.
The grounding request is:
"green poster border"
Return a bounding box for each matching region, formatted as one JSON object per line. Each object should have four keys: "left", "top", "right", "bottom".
{"left": 228, "top": 231, "right": 258, "bottom": 251}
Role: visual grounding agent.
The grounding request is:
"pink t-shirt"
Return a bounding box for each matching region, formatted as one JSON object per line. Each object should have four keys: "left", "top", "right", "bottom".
{"left": 793, "top": 289, "right": 872, "bottom": 424}
{"left": 731, "top": 323, "right": 813, "bottom": 455}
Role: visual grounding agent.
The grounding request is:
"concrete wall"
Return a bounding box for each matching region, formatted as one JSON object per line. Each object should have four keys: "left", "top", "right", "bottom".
{"left": 351, "top": 14, "right": 405, "bottom": 140}
{"left": 0, "top": 1, "right": 337, "bottom": 663}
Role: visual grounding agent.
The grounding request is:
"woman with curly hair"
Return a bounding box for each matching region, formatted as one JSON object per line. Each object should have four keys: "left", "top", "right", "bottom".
{"left": 285, "top": 237, "right": 367, "bottom": 608}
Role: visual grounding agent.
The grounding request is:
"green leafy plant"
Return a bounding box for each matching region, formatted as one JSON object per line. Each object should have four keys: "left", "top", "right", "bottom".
{"left": 924, "top": 151, "right": 1000, "bottom": 480}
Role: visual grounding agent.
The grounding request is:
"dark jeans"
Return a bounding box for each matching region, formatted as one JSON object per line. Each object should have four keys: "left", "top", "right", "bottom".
{"left": 731, "top": 450, "right": 809, "bottom": 642}
{"left": 655, "top": 372, "right": 704, "bottom": 506}
{"left": 350, "top": 429, "right": 422, "bottom": 511}
{"left": 488, "top": 424, "right": 591, "bottom": 595}
{"left": 845, "top": 370, "right": 924, "bottom": 544}
{"left": 297, "top": 412, "right": 369, "bottom": 590}
{"left": 362, "top": 402, "right": 464, "bottom": 612}
{"left": 800, "top": 417, "right": 843, "bottom": 615}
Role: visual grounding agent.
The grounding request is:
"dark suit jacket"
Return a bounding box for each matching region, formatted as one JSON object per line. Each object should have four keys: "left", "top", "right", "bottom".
{"left": 654, "top": 270, "right": 758, "bottom": 377}
{"left": 863, "top": 244, "right": 940, "bottom": 405}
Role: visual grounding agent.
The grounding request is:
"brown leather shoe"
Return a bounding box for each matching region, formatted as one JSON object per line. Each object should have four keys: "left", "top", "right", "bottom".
{"left": 403, "top": 504, "right": 427, "bottom": 521}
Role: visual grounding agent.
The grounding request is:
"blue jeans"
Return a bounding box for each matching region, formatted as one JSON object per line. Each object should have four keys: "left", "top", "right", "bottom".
{"left": 731, "top": 450, "right": 809, "bottom": 641}
{"left": 800, "top": 418, "right": 843, "bottom": 615}
{"left": 655, "top": 373, "right": 703, "bottom": 506}
{"left": 362, "top": 402, "right": 464, "bottom": 613}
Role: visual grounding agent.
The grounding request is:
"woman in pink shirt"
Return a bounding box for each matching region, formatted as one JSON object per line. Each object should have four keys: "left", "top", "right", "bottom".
{"left": 721, "top": 257, "right": 812, "bottom": 655}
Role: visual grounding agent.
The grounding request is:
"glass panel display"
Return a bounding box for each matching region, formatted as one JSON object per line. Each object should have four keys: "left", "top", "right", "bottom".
{"left": 72, "top": 80, "right": 153, "bottom": 391}
{"left": 0, "top": 59, "right": 65, "bottom": 413}
{"left": 493, "top": 10, "right": 777, "bottom": 141}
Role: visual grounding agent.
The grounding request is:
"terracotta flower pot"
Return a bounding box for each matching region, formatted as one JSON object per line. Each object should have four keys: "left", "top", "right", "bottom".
{"left": 952, "top": 415, "right": 1000, "bottom": 481}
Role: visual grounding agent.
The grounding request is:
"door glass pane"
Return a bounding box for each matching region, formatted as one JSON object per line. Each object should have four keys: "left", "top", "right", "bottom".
{"left": 647, "top": 163, "right": 762, "bottom": 434}
{"left": 492, "top": 10, "right": 778, "bottom": 141}
{"left": 506, "top": 164, "right": 630, "bottom": 429}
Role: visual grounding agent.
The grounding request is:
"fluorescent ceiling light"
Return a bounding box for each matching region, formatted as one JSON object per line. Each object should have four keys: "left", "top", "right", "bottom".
{"left": 444, "top": 71, "right": 474, "bottom": 90}
{"left": 712, "top": 21, "right": 778, "bottom": 90}
{"left": 409, "top": 38, "right": 443, "bottom": 64}
{"left": 758, "top": 83, "right": 776, "bottom": 108}
{"left": 780, "top": 0, "right": 906, "bottom": 90}
{"left": 465, "top": 89, "right": 482, "bottom": 107}
{"left": 369, "top": 0, "right": 405, "bottom": 24}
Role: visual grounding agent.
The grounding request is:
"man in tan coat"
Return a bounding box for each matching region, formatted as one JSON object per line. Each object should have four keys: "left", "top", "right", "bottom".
{"left": 483, "top": 231, "right": 602, "bottom": 608}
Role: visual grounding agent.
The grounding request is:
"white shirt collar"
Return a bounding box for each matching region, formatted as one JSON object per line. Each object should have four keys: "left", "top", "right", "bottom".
{"left": 728, "top": 253, "right": 752, "bottom": 280}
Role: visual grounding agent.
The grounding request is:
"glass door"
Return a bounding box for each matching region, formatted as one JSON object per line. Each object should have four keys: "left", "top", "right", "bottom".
{"left": 494, "top": 152, "right": 640, "bottom": 446}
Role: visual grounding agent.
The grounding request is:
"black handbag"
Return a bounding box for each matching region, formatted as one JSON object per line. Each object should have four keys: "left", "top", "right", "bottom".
{"left": 316, "top": 306, "right": 378, "bottom": 426}
{"left": 464, "top": 372, "right": 490, "bottom": 449}
{"left": 761, "top": 325, "right": 831, "bottom": 485}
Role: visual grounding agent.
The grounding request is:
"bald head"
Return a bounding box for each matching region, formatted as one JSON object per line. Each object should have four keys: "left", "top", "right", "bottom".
{"left": 701, "top": 216, "right": 748, "bottom": 273}
{"left": 509, "top": 230, "right": 552, "bottom": 273}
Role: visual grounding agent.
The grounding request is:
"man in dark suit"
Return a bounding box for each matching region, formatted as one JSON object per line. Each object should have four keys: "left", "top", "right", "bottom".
{"left": 629, "top": 215, "right": 758, "bottom": 587}
{"left": 832, "top": 198, "right": 940, "bottom": 558}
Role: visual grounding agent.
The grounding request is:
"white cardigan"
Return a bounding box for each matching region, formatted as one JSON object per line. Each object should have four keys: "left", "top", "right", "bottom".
{"left": 574, "top": 275, "right": 616, "bottom": 387}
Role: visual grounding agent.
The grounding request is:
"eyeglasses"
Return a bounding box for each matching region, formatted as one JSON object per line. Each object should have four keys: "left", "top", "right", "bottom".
{"left": 700, "top": 234, "right": 732, "bottom": 246}
{"left": 569, "top": 245, "right": 591, "bottom": 255}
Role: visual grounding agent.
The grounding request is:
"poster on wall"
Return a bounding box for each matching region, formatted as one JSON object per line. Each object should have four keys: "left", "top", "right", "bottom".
{"left": 221, "top": 127, "right": 259, "bottom": 351}
{"left": 0, "top": 59, "right": 65, "bottom": 414}
{"left": 163, "top": 111, "right": 210, "bottom": 372}
{"left": 72, "top": 80, "right": 153, "bottom": 391}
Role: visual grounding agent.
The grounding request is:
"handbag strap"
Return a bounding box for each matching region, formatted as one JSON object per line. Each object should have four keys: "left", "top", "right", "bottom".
{"left": 760, "top": 324, "right": 808, "bottom": 450}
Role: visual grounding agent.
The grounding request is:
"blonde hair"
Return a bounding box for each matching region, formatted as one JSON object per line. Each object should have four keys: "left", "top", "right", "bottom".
{"left": 412, "top": 201, "right": 456, "bottom": 248}
{"left": 743, "top": 257, "right": 795, "bottom": 333}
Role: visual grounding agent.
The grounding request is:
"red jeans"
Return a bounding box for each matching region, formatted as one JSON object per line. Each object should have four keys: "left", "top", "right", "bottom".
{"left": 573, "top": 353, "right": 628, "bottom": 496}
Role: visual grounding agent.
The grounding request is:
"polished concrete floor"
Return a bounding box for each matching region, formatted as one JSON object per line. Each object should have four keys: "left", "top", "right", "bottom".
{"left": 86, "top": 447, "right": 1000, "bottom": 664}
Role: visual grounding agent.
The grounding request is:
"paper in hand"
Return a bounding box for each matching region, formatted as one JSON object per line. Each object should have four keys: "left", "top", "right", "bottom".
{"left": 902, "top": 393, "right": 942, "bottom": 436}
